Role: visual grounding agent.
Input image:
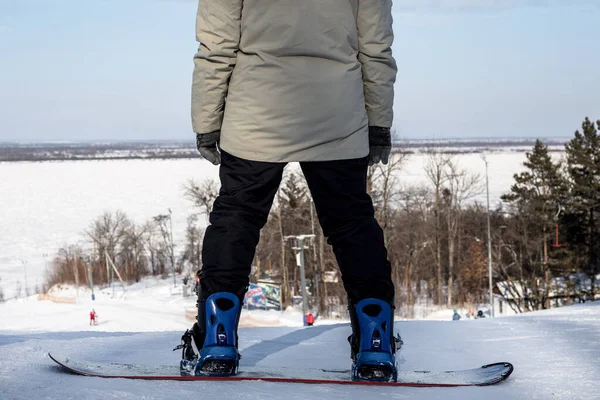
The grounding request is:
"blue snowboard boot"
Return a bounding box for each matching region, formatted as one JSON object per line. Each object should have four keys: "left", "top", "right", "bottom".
{"left": 178, "top": 292, "right": 241, "bottom": 376}
{"left": 348, "top": 298, "right": 398, "bottom": 382}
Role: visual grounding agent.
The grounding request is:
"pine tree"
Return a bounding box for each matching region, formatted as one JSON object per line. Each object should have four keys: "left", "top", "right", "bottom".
{"left": 280, "top": 172, "right": 308, "bottom": 212}
{"left": 502, "top": 139, "right": 567, "bottom": 308}
{"left": 564, "top": 117, "right": 600, "bottom": 298}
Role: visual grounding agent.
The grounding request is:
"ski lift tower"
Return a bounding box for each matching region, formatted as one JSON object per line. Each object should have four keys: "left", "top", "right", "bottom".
{"left": 284, "top": 234, "right": 315, "bottom": 326}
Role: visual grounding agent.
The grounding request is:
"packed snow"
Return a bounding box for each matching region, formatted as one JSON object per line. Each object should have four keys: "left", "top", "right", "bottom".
{"left": 1, "top": 276, "right": 599, "bottom": 399}
{"left": 0, "top": 277, "right": 316, "bottom": 333}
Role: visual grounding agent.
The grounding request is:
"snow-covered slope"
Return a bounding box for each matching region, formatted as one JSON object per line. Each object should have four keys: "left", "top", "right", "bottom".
{"left": 1, "top": 278, "right": 598, "bottom": 399}
{"left": 0, "top": 277, "right": 321, "bottom": 333}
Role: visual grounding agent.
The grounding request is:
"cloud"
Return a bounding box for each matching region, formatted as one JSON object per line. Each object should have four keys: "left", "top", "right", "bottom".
{"left": 393, "top": 0, "right": 600, "bottom": 12}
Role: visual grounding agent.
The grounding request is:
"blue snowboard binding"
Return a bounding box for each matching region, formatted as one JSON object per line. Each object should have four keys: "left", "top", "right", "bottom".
{"left": 177, "top": 292, "right": 241, "bottom": 376}
{"left": 349, "top": 298, "right": 398, "bottom": 382}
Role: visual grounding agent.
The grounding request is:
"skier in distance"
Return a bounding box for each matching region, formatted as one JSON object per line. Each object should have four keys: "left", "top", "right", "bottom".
{"left": 452, "top": 310, "right": 461, "bottom": 321}
{"left": 306, "top": 312, "right": 315, "bottom": 327}
{"left": 180, "top": 0, "right": 398, "bottom": 382}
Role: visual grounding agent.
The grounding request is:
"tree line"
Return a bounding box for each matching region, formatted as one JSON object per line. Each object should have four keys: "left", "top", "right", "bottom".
{"left": 43, "top": 117, "right": 599, "bottom": 318}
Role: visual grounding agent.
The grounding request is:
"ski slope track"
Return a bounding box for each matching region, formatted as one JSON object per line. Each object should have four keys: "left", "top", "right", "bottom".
{"left": 1, "top": 294, "right": 599, "bottom": 399}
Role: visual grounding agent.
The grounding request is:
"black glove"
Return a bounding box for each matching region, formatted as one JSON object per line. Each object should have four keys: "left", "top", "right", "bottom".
{"left": 196, "top": 131, "right": 221, "bottom": 165}
{"left": 368, "top": 126, "right": 391, "bottom": 166}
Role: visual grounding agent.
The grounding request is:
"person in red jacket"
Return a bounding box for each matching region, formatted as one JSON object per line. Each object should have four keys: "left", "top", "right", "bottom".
{"left": 89, "top": 309, "right": 97, "bottom": 326}
{"left": 306, "top": 312, "right": 315, "bottom": 327}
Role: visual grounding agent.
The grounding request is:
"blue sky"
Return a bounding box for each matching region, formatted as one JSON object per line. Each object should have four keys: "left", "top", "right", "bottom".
{"left": 0, "top": 0, "right": 598, "bottom": 141}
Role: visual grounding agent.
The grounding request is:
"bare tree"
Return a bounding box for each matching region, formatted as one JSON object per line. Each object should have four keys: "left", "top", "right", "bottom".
{"left": 86, "top": 211, "right": 131, "bottom": 284}
{"left": 45, "top": 245, "right": 88, "bottom": 288}
{"left": 142, "top": 221, "right": 163, "bottom": 276}
{"left": 443, "top": 160, "right": 483, "bottom": 307}
{"left": 182, "top": 214, "right": 204, "bottom": 276}
{"left": 316, "top": 208, "right": 329, "bottom": 315}
{"left": 457, "top": 240, "right": 488, "bottom": 310}
{"left": 182, "top": 178, "right": 220, "bottom": 278}
{"left": 153, "top": 213, "right": 176, "bottom": 281}
{"left": 273, "top": 171, "right": 310, "bottom": 304}
{"left": 370, "top": 152, "right": 407, "bottom": 234}
{"left": 276, "top": 197, "right": 290, "bottom": 307}
{"left": 121, "top": 222, "right": 148, "bottom": 282}
{"left": 184, "top": 178, "right": 219, "bottom": 223}
{"left": 395, "top": 185, "right": 434, "bottom": 316}
{"left": 424, "top": 149, "right": 452, "bottom": 305}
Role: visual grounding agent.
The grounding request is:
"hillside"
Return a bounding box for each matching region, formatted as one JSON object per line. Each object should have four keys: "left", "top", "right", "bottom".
{"left": 0, "top": 276, "right": 598, "bottom": 399}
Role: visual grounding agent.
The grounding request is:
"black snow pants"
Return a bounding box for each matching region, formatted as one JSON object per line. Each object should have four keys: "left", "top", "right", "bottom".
{"left": 199, "top": 150, "right": 394, "bottom": 305}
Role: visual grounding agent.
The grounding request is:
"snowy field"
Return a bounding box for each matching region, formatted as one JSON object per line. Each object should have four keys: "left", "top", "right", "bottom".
{"left": 0, "top": 149, "right": 564, "bottom": 298}
{"left": 0, "top": 275, "right": 598, "bottom": 399}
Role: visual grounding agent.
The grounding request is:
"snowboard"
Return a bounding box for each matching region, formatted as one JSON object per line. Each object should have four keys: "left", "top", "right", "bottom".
{"left": 49, "top": 353, "right": 513, "bottom": 387}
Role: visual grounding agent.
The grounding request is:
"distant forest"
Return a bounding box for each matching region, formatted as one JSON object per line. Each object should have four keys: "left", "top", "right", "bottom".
{"left": 0, "top": 138, "right": 569, "bottom": 162}
{"left": 0, "top": 141, "right": 197, "bottom": 162}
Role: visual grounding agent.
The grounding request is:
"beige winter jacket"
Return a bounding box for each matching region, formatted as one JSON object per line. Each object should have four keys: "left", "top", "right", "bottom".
{"left": 191, "top": 0, "right": 396, "bottom": 162}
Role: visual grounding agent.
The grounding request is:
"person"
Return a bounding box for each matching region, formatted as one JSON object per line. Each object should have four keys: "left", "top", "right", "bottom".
{"left": 306, "top": 312, "right": 315, "bottom": 327}
{"left": 476, "top": 310, "right": 486, "bottom": 319}
{"left": 452, "top": 310, "right": 461, "bottom": 321}
{"left": 89, "top": 309, "right": 97, "bottom": 326}
{"left": 180, "top": 0, "right": 397, "bottom": 382}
